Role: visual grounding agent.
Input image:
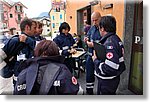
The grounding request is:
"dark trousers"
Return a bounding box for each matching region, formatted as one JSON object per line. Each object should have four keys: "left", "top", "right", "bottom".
{"left": 64, "top": 58, "right": 76, "bottom": 73}
{"left": 97, "top": 76, "right": 120, "bottom": 95}
{"left": 85, "top": 56, "right": 95, "bottom": 94}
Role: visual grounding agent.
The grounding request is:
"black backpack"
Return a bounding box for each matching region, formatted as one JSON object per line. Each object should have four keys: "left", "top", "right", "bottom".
{"left": 0, "top": 35, "right": 33, "bottom": 78}
{"left": 14, "top": 60, "right": 61, "bottom": 95}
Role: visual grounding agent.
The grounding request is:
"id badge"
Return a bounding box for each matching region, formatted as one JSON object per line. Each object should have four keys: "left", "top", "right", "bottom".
{"left": 17, "top": 54, "right": 26, "bottom": 61}
{"left": 62, "top": 46, "right": 69, "bottom": 50}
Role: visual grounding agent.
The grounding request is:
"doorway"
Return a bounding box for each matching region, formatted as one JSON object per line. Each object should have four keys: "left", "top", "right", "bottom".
{"left": 77, "top": 5, "right": 91, "bottom": 35}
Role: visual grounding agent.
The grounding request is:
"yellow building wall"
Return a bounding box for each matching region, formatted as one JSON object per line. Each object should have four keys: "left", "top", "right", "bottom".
{"left": 65, "top": 0, "right": 125, "bottom": 39}
{"left": 65, "top": 0, "right": 92, "bottom": 34}
{"left": 50, "top": 10, "right": 65, "bottom": 37}
{"left": 92, "top": 0, "right": 125, "bottom": 39}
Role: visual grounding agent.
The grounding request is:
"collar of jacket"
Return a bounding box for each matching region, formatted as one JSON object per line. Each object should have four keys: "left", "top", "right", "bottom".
{"left": 38, "top": 55, "right": 65, "bottom": 64}
{"left": 26, "top": 55, "right": 65, "bottom": 65}
{"left": 21, "top": 32, "right": 35, "bottom": 39}
{"left": 60, "top": 33, "right": 71, "bottom": 37}
{"left": 94, "top": 25, "right": 99, "bottom": 30}
{"left": 100, "top": 32, "right": 115, "bottom": 44}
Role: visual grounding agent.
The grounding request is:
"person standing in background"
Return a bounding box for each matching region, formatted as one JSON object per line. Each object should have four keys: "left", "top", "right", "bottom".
{"left": 35, "top": 21, "right": 45, "bottom": 41}
{"left": 34, "top": 21, "right": 45, "bottom": 46}
{"left": 53, "top": 22, "right": 76, "bottom": 74}
{"left": 84, "top": 20, "right": 91, "bottom": 35}
{"left": 84, "top": 12, "right": 101, "bottom": 95}
{"left": 81, "top": 20, "right": 91, "bottom": 51}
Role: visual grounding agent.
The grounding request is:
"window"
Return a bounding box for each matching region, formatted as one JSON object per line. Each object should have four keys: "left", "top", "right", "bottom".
{"left": 52, "top": 16, "right": 55, "bottom": 20}
{"left": 52, "top": 23, "right": 55, "bottom": 28}
{"left": 18, "top": 14, "right": 21, "bottom": 21}
{"left": 56, "top": 7, "right": 60, "bottom": 12}
{"left": 20, "top": 6, "right": 22, "bottom": 12}
{"left": 10, "top": 14, "right": 13, "bottom": 18}
{"left": 15, "top": 6, "right": 17, "bottom": 11}
{"left": 15, "top": 5, "right": 22, "bottom": 12}
{"left": 60, "top": 14, "right": 62, "bottom": 19}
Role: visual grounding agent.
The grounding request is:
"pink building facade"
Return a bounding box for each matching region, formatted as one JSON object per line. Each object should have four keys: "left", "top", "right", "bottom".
{"left": 1, "top": 0, "right": 27, "bottom": 31}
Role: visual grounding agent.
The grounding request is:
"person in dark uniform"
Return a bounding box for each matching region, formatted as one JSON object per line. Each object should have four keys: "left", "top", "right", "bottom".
{"left": 34, "top": 21, "right": 45, "bottom": 42}
{"left": 53, "top": 22, "right": 76, "bottom": 74}
{"left": 84, "top": 12, "right": 102, "bottom": 95}
{"left": 14, "top": 40, "right": 83, "bottom": 95}
{"left": 92, "top": 16, "right": 126, "bottom": 95}
{"left": 0, "top": 19, "right": 37, "bottom": 85}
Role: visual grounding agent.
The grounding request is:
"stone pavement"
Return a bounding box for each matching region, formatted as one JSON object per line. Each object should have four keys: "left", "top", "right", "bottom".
{"left": 0, "top": 70, "right": 97, "bottom": 95}
{"left": 77, "top": 70, "right": 97, "bottom": 95}
{"left": 0, "top": 76, "right": 14, "bottom": 95}
{"left": 0, "top": 70, "right": 134, "bottom": 95}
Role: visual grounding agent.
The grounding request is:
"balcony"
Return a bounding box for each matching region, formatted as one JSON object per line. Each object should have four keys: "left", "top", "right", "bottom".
{"left": 15, "top": 10, "right": 23, "bottom": 14}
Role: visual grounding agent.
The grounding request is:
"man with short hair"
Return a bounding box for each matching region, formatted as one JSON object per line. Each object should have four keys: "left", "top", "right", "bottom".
{"left": 84, "top": 12, "right": 102, "bottom": 95}
{"left": 35, "top": 21, "right": 45, "bottom": 41}
{"left": 0, "top": 18, "right": 37, "bottom": 88}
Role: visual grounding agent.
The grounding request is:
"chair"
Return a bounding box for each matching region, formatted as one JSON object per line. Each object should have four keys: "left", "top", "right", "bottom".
{"left": 74, "top": 48, "right": 86, "bottom": 78}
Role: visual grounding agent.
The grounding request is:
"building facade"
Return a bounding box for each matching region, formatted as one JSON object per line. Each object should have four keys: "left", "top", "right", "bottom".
{"left": 32, "top": 16, "right": 51, "bottom": 37}
{"left": 65, "top": 0, "right": 143, "bottom": 95}
{"left": 0, "top": 0, "right": 27, "bottom": 32}
{"left": 49, "top": 0, "right": 66, "bottom": 39}
{"left": 65, "top": 0, "right": 124, "bottom": 39}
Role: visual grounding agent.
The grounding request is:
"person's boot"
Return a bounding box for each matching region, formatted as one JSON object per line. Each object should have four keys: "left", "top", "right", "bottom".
{"left": 86, "top": 88, "right": 93, "bottom": 95}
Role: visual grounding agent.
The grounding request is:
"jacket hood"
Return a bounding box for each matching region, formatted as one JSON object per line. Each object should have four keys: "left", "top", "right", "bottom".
{"left": 100, "top": 32, "right": 115, "bottom": 44}
{"left": 37, "top": 55, "right": 65, "bottom": 64}
{"left": 19, "top": 55, "right": 65, "bottom": 69}
{"left": 60, "top": 33, "right": 72, "bottom": 37}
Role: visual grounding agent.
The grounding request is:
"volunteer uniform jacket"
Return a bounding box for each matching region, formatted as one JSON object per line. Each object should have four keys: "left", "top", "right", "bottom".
{"left": 87, "top": 26, "right": 101, "bottom": 56}
{"left": 53, "top": 33, "right": 75, "bottom": 57}
{"left": 14, "top": 56, "right": 80, "bottom": 95}
{"left": 85, "top": 25, "right": 101, "bottom": 94}
{"left": 35, "top": 35, "right": 45, "bottom": 41}
{"left": 94, "top": 32, "right": 126, "bottom": 79}
{"left": 0, "top": 33, "right": 35, "bottom": 78}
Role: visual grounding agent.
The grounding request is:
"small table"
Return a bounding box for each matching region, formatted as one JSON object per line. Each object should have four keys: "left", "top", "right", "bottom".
{"left": 72, "top": 51, "right": 86, "bottom": 78}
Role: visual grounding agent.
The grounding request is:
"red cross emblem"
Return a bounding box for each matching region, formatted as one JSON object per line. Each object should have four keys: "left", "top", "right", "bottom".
{"left": 72, "top": 76, "right": 77, "bottom": 85}
{"left": 106, "top": 52, "right": 113, "bottom": 59}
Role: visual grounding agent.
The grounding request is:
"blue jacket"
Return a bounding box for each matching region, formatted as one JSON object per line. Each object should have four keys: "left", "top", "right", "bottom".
{"left": 14, "top": 56, "right": 80, "bottom": 95}
{"left": 87, "top": 26, "right": 101, "bottom": 55}
{"left": 0, "top": 33, "right": 36, "bottom": 77}
{"left": 35, "top": 35, "right": 45, "bottom": 41}
{"left": 53, "top": 33, "right": 75, "bottom": 56}
{"left": 94, "top": 32, "right": 126, "bottom": 79}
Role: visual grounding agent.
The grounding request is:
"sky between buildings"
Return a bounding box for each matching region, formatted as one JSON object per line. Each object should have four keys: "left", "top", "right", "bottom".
{"left": 13, "top": 0, "right": 52, "bottom": 18}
